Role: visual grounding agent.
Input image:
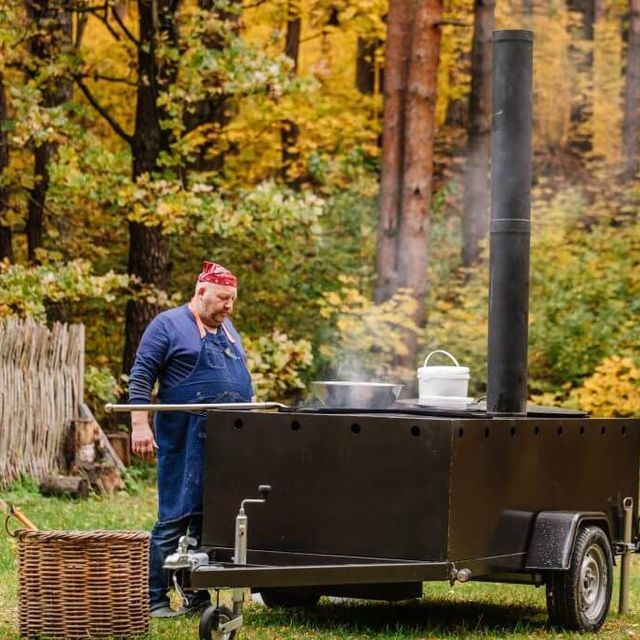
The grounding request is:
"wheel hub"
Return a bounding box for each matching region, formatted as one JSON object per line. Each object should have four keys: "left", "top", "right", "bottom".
{"left": 579, "top": 544, "right": 607, "bottom": 620}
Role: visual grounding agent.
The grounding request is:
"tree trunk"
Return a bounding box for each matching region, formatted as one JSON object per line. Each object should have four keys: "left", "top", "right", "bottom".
{"left": 25, "top": 0, "right": 72, "bottom": 263}
{"left": 622, "top": 0, "right": 640, "bottom": 179}
{"left": 0, "top": 73, "right": 13, "bottom": 262}
{"left": 281, "top": 3, "right": 301, "bottom": 188}
{"left": 375, "top": 0, "right": 443, "bottom": 368}
{"left": 183, "top": 0, "right": 240, "bottom": 172}
{"left": 567, "top": 0, "right": 596, "bottom": 155}
{"left": 356, "top": 38, "right": 377, "bottom": 94}
{"left": 396, "top": 0, "right": 442, "bottom": 328}
{"left": 461, "top": 0, "right": 494, "bottom": 267}
{"left": 375, "top": 0, "right": 412, "bottom": 303}
{"left": 122, "top": 0, "right": 177, "bottom": 375}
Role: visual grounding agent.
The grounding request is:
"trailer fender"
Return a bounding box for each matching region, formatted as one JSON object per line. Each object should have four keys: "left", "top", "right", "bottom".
{"left": 525, "top": 511, "right": 610, "bottom": 571}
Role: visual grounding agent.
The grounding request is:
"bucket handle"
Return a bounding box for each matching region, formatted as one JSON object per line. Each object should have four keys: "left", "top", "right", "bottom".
{"left": 424, "top": 350, "right": 461, "bottom": 368}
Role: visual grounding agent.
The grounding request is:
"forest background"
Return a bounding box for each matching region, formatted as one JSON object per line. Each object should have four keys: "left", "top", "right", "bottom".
{"left": 0, "top": 0, "right": 639, "bottom": 427}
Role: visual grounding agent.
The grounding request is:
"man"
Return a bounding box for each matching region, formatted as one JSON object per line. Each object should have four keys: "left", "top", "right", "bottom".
{"left": 129, "top": 260, "right": 253, "bottom": 618}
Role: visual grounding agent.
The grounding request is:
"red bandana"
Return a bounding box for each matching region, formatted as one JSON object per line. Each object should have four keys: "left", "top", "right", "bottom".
{"left": 197, "top": 261, "right": 237, "bottom": 287}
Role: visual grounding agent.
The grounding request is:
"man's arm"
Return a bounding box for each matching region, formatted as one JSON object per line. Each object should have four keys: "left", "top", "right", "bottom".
{"left": 128, "top": 316, "right": 170, "bottom": 460}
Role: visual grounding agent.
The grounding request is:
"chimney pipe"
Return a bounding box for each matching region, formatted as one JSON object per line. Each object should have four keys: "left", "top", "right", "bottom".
{"left": 487, "top": 30, "right": 533, "bottom": 416}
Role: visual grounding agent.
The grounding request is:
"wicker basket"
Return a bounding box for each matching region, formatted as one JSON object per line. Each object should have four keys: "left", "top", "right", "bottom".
{"left": 17, "top": 530, "right": 150, "bottom": 639}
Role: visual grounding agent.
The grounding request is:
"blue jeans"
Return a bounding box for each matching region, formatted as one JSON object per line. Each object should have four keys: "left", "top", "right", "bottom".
{"left": 149, "top": 514, "right": 211, "bottom": 608}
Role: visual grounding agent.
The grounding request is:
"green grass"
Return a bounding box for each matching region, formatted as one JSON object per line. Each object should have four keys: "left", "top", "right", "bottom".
{"left": 2, "top": 476, "right": 640, "bottom": 639}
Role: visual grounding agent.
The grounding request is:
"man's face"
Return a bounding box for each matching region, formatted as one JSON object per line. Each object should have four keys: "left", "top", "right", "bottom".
{"left": 197, "top": 283, "right": 237, "bottom": 327}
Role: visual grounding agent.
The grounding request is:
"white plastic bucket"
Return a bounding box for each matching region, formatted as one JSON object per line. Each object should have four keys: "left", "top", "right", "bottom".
{"left": 417, "top": 350, "right": 470, "bottom": 399}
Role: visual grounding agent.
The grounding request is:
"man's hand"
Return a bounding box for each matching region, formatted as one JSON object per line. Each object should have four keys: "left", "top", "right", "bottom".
{"left": 131, "top": 411, "right": 157, "bottom": 460}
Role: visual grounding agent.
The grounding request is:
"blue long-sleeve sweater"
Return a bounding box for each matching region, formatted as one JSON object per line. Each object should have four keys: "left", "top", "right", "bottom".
{"left": 128, "top": 304, "right": 248, "bottom": 404}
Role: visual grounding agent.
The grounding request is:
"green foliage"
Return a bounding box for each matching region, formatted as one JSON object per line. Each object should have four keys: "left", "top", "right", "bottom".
{"left": 120, "top": 462, "right": 157, "bottom": 495}
{"left": 84, "top": 364, "right": 120, "bottom": 406}
{"left": 425, "top": 175, "right": 640, "bottom": 410}
{"left": 0, "top": 260, "right": 129, "bottom": 321}
{"left": 317, "top": 278, "right": 419, "bottom": 381}
{"left": 528, "top": 183, "right": 640, "bottom": 394}
{"left": 244, "top": 330, "right": 314, "bottom": 401}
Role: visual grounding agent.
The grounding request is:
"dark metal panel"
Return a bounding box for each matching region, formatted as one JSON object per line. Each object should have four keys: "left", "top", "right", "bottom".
{"left": 448, "top": 417, "right": 640, "bottom": 569}
{"left": 202, "top": 411, "right": 453, "bottom": 560}
{"left": 525, "top": 511, "right": 607, "bottom": 570}
{"left": 191, "top": 561, "right": 449, "bottom": 589}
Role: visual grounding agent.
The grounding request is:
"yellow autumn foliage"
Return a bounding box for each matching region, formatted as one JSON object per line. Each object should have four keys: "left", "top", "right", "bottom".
{"left": 317, "top": 277, "right": 418, "bottom": 382}
{"left": 572, "top": 356, "right": 640, "bottom": 417}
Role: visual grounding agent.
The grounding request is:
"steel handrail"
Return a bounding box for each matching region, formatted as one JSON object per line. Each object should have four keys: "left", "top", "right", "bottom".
{"left": 104, "top": 402, "right": 289, "bottom": 413}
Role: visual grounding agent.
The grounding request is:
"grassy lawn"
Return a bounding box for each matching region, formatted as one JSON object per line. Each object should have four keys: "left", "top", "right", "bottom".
{"left": 1, "top": 475, "right": 640, "bottom": 639}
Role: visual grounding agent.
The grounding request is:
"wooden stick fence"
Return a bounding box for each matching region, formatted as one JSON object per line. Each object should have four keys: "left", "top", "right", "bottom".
{"left": 0, "top": 318, "right": 84, "bottom": 488}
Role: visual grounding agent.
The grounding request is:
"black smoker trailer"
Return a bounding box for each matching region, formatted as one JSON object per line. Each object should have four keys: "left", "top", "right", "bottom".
{"left": 182, "top": 407, "right": 639, "bottom": 638}
{"left": 107, "top": 29, "right": 640, "bottom": 639}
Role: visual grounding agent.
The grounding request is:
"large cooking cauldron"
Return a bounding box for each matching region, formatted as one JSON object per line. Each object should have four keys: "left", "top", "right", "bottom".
{"left": 311, "top": 381, "right": 403, "bottom": 409}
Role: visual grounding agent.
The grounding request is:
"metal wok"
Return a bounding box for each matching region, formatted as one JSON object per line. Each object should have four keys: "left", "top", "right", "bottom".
{"left": 311, "top": 381, "right": 403, "bottom": 409}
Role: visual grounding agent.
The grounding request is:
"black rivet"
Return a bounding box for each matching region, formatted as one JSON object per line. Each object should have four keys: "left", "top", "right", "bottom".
{"left": 351, "top": 423, "right": 361, "bottom": 434}
{"left": 411, "top": 426, "right": 420, "bottom": 437}
{"left": 291, "top": 421, "right": 301, "bottom": 431}
{"left": 234, "top": 419, "right": 243, "bottom": 429}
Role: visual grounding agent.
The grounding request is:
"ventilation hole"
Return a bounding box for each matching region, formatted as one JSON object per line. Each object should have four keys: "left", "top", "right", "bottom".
{"left": 484, "top": 427, "right": 490, "bottom": 438}
{"left": 458, "top": 427, "right": 464, "bottom": 438}
{"left": 558, "top": 426, "right": 563, "bottom": 436}
{"left": 534, "top": 426, "right": 540, "bottom": 437}
{"left": 291, "top": 421, "right": 301, "bottom": 432}
{"left": 351, "top": 423, "right": 361, "bottom": 434}
{"left": 601, "top": 426, "right": 606, "bottom": 436}
{"left": 622, "top": 425, "right": 627, "bottom": 436}
{"left": 510, "top": 427, "right": 516, "bottom": 438}
{"left": 411, "top": 426, "right": 421, "bottom": 437}
{"left": 580, "top": 426, "right": 585, "bottom": 436}
{"left": 234, "top": 419, "right": 243, "bottom": 430}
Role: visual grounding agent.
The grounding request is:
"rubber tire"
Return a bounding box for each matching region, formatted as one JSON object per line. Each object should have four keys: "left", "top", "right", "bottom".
{"left": 259, "top": 589, "right": 320, "bottom": 609}
{"left": 199, "top": 605, "right": 236, "bottom": 640}
{"left": 545, "top": 525, "right": 613, "bottom": 632}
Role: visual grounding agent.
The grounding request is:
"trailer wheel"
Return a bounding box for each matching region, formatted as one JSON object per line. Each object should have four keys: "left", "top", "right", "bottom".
{"left": 259, "top": 589, "right": 320, "bottom": 609}
{"left": 199, "top": 605, "right": 236, "bottom": 640}
{"left": 545, "top": 525, "right": 613, "bottom": 632}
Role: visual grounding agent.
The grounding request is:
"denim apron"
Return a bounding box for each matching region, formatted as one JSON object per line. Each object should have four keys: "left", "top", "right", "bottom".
{"left": 154, "top": 317, "right": 252, "bottom": 523}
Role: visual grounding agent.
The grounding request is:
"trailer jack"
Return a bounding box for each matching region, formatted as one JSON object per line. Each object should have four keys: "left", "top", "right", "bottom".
{"left": 197, "top": 484, "right": 272, "bottom": 640}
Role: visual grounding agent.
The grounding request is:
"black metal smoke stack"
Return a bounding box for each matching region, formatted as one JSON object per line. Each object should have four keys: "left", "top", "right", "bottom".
{"left": 487, "top": 30, "right": 533, "bottom": 416}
